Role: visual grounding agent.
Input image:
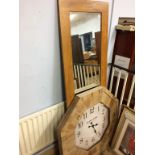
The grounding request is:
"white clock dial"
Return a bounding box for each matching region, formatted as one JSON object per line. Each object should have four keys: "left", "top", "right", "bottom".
{"left": 75, "top": 103, "right": 109, "bottom": 150}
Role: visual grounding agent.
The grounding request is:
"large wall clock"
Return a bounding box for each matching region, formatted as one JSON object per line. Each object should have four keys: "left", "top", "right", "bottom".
{"left": 57, "top": 86, "right": 118, "bottom": 155}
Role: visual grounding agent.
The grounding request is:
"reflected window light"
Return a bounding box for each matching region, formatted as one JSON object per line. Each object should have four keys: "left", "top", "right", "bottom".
{"left": 70, "top": 14, "right": 77, "bottom": 21}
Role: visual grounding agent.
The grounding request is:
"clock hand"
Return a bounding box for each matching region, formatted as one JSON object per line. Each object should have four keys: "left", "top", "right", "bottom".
{"left": 92, "top": 123, "right": 98, "bottom": 134}
{"left": 88, "top": 122, "right": 98, "bottom": 127}
{"left": 88, "top": 122, "right": 94, "bottom": 128}
{"left": 88, "top": 122, "right": 98, "bottom": 134}
{"left": 92, "top": 126, "right": 97, "bottom": 134}
{"left": 88, "top": 125, "right": 97, "bottom": 134}
{"left": 88, "top": 122, "right": 93, "bottom": 128}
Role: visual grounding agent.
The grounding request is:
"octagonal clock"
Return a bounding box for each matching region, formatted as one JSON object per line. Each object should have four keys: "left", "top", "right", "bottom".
{"left": 58, "top": 86, "right": 118, "bottom": 155}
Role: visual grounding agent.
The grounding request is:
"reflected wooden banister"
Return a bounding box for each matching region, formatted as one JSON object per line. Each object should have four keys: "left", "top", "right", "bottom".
{"left": 73, "top": 63, "right": 100, "bottom": 94}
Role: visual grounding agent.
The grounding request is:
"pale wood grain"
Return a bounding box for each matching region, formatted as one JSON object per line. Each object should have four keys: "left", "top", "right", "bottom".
{"left": 58, "top": 86, "right": 118, "bottom": 155}
{"left": 58, "top": 0, "right": 108, "bottom": 107}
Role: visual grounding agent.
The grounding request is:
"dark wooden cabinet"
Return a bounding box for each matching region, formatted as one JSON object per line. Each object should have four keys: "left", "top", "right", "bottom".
{"left": 95, "top": 31, "right": 101, "bottom": 64}
{"left": 112, "top": 30, "right": 135, "bottom": 72}
{"left": 71, "top": 35, "right": 84, "bottom": 64}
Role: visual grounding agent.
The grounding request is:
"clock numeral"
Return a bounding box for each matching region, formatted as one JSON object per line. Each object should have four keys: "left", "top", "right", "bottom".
{"left": 78, "top": 121, "right": 83, "bottom": 128}
{"left": 85, "top": 140, "right": 88, "bottom": 146}
{"left": 77, "top": 131, "right": 81, "bottom": 137}
{"left": 79, "top": 138, "right": 83, "bottom": 144}
{"left": 98, "top": 106, "right": 100, "bottom": 112}
{"left": 104, "top": 116, "right": 106, "bottom": 121}
{"left": 102, "top": 108, "right": 105, "bottom": 114}
{"left": 90, "top": 107, "right": 94, "bottom": 114}
{"left": 83, "top": 113, "right": 87, "bottom": 119}
{"left": 91, "top": 137, "right": 95, "bottom": 142}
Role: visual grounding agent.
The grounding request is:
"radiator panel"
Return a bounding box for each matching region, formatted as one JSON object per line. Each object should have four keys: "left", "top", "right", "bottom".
{"left": 19, "top": 102, "right": 64, "bottom": 155}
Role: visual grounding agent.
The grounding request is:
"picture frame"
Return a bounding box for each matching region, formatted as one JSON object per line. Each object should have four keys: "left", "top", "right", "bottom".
{"left": 112, "top": 106, "right": 135, "bottom": 155}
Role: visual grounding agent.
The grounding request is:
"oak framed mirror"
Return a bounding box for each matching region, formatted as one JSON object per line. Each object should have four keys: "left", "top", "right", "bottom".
{"left": 58, "top": 0, "right": 108, "bottom": 107}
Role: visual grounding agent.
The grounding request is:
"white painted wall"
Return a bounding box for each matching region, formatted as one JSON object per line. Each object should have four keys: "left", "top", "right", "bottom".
{"left": 19, "top": 0, "right": 64, "bottom": 117}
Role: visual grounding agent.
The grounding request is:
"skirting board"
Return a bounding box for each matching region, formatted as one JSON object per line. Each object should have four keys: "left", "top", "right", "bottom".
{"left": 19, "top": 102, "right": 65, "bottom": 155}
{"left": 34, "top": 142, "right": 59, "bottom": 155}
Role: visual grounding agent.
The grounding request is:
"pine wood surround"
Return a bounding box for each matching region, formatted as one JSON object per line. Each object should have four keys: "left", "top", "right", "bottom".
{"left": 58, "top": 0, "right": 109, "bottom": 108}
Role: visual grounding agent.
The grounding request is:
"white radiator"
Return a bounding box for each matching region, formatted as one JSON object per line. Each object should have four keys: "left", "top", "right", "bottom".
{"left": 19, "top": 102, "right": 64, "bottom": 155}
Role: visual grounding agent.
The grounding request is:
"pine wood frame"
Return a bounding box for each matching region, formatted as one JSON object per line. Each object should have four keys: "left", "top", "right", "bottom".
{"left": 58, "top": 0, "right": 109, "bottom": 107}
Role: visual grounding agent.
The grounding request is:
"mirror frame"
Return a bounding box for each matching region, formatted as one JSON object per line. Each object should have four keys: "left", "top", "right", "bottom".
{"left": 58, "top": 0, "right": 108, "bottom": 108}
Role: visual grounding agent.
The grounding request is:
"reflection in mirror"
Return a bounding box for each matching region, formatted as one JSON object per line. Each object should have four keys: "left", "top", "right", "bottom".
{"left": 70, "top": 12, "right": 101, "bottom": 93}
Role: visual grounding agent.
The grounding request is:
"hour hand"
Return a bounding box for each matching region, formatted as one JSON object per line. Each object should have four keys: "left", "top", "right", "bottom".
{"left": 88, "top": 123, "right": 93, "bottom": 128}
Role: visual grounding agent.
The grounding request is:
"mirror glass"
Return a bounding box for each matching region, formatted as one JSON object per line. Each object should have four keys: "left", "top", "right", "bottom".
{"left": 70, "top": 12, "right": 101, "bottom": 93}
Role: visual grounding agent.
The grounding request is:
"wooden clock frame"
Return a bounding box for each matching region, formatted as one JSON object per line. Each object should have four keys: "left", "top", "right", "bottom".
{"left": 57, "top": 86, "right": 118, "bottom": 155}
{"left": 58, "top": 0, "right": 109, "bottom": 107}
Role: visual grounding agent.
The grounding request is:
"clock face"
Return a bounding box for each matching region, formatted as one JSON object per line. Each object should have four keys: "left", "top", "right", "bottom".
{"left": 75, "top": 103, "right": 109, "bottom": 150}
